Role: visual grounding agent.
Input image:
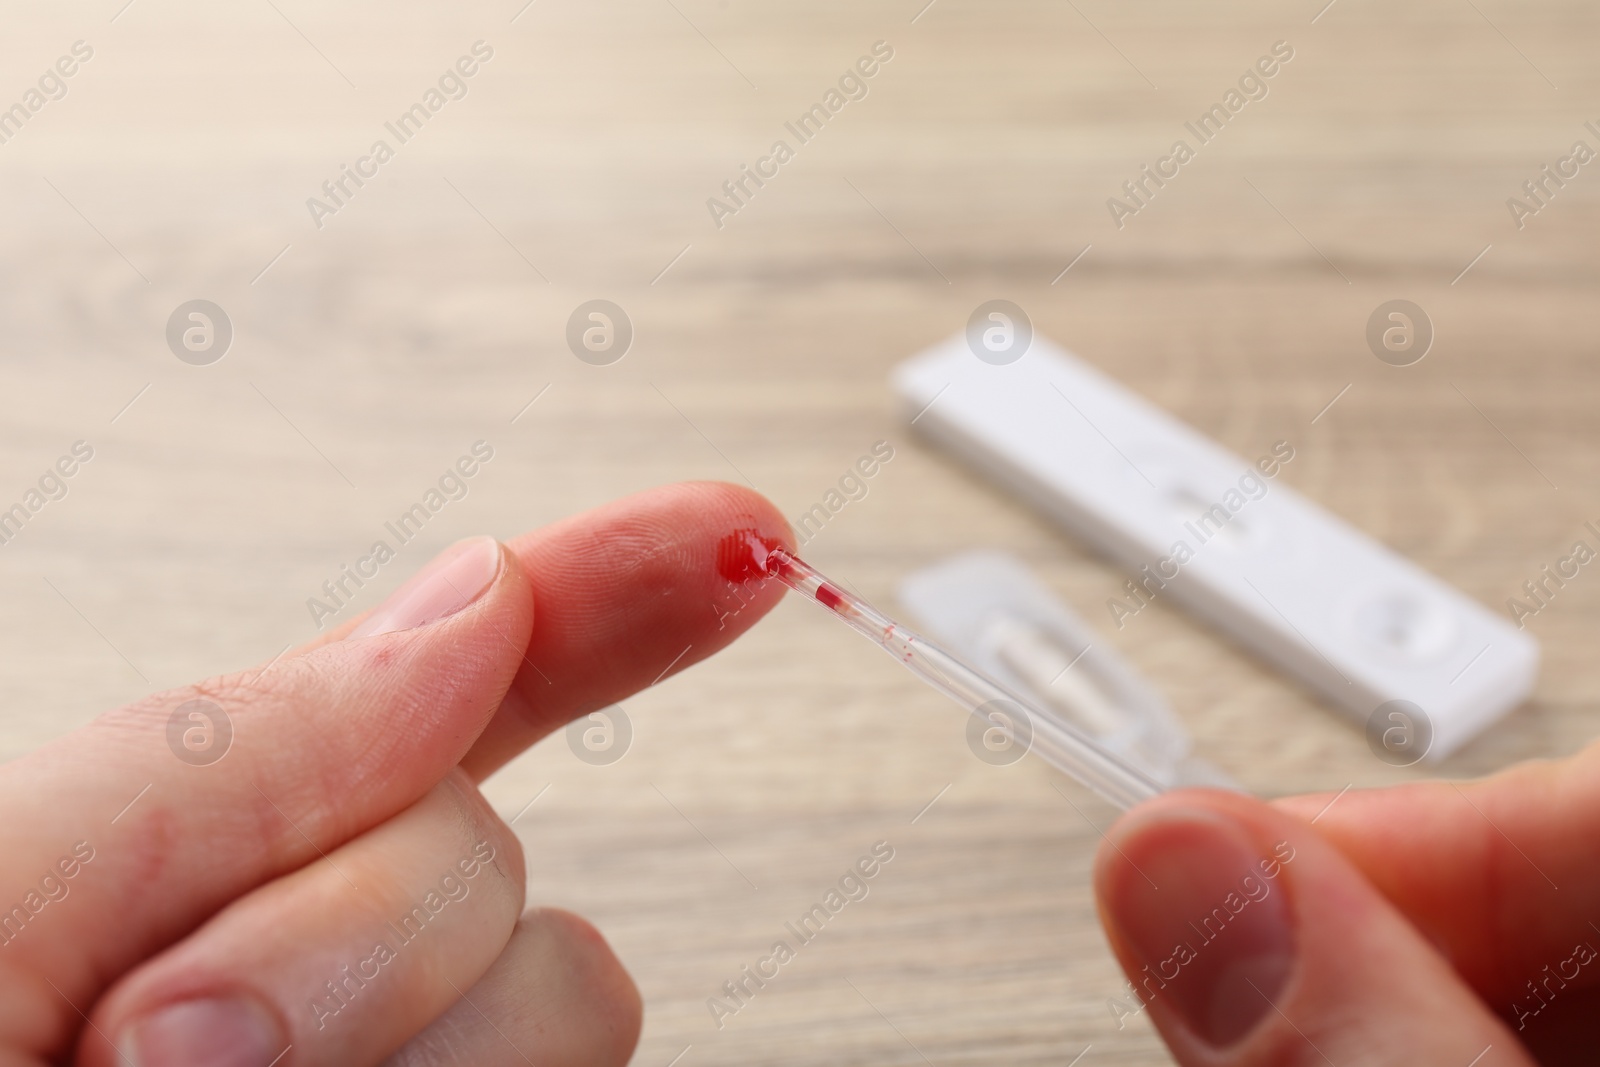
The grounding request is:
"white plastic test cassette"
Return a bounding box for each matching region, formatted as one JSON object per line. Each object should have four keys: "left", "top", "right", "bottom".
{"left": 892, "top": 334, "right": 1538, "bottom": 759}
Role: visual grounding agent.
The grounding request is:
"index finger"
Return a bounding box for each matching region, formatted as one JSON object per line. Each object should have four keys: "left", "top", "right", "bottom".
{"left": 1276, "top": 742, "right": 1600, "bottom": 1009}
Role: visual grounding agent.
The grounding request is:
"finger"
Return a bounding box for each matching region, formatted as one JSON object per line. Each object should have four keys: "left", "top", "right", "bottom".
{"left": 1275, "top": 742, "right": 1600, "bottom": 1017}
{"left": 266, "top": 481, "right": 791, "bottom": 777}
{"left": 383, "top": 909, "right": 641, "bottom": 1067}
{"left": 1094, "top": 789, "right": 1533, "bottom": 1067}
{"left": 0, "top": 536, "right": 533, "bottom": 1043}
{"left": 82, "top": 771, "right": 525, "bottom": 1067}
{"left": 460, "top": 480, "right": 792, "bottom": 777}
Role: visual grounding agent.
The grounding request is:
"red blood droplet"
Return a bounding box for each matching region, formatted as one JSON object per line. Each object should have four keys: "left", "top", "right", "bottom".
{"left": 815, "top": 583, "right": 846, "bottom": 612}
{"left": 715, "top": 528, "right": 787, "bottom": 583}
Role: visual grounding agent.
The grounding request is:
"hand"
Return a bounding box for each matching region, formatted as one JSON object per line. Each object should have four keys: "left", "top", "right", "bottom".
{"left": 1093, "top": 745, "right": 1600, "bottom": 1066}
{"left": 0, "top": 481, "right": 791, "bottom": 1067}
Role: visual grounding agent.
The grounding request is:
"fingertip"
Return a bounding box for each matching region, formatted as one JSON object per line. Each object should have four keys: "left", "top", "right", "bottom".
{"left": 515, "top": 909, "right": 643, "bottom": 1067}
{"left": 1095, "top": 789, "right": 1272, "bottom": 888}
{"left": 501, "top": 479, "right": 793, "bottom": 622}
{"left": 534, "top": 908, "right": 643, "bottom": 1021}
{"left": 685, "top": 479, "right": 797, "bottom": 551}
{"left": 466, "top": 481, "right": 797, "bottom": 773}
{"left": 1093, "top": 790, "right": 1303, "bottom": 1049}
{"left": 1096, "top": 789, "right": 1313, "bottom": 917}
{"left": 384, "top": 907, "right": 644, "bottom": 1067}
{"left": 1093, "top": 788, "right": 1529, "bottom": 1066}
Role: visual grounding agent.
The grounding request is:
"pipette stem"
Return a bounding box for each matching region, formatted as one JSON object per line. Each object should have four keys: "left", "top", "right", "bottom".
{"left": 771, "top": 551, "right": 1163, "bottom": 809}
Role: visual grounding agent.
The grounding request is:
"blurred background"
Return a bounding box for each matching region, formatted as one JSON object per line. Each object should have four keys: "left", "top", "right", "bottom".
{"left": 3, "top": 0, "right": 1598, "bottom": 1063}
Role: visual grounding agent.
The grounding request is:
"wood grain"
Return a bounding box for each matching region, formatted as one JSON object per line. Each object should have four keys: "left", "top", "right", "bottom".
{"left": 2, "top": 0, "right": 1598, "bottom": 1062}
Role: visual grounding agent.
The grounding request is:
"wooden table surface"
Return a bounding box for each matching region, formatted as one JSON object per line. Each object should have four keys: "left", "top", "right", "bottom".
{"left": 4, "top": 1, "right": 1599, "bottom": 1063}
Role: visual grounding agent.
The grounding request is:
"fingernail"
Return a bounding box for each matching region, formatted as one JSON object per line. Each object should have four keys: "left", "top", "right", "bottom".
{"left": 121, "top": 996, "right": 284, "bottom": 1067}
{"left": 1098, "top": 811, "right": 1296, "bottom": 1048}
{"left": 348, "top": 536, "right": 503, "bottom": 639}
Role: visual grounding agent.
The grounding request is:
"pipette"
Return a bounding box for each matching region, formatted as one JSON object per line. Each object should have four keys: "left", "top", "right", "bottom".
{"left": 718, "top": 531, "right": 1162, "bottom": 809}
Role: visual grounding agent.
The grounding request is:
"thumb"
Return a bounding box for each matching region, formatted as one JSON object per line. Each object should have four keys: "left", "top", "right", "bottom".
{"left": 1093, "top": 789, "right": 1533, "bottom": 1066}
{"left": 0, "top": 535, "right": 534, "bottom": 1020}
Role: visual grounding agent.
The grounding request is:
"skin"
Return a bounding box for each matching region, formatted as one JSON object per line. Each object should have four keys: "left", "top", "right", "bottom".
{"left": 1093, "top": 745, "right": 1600, "bottom": 1065}
{"left": 0, "top": 481, "right": 792, "bottom": 1066}
{"left": 1, "top": 479, "right": 1588, "bottom": 1064}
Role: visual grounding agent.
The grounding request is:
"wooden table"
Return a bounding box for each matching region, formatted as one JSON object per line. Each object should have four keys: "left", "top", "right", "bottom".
{"left": 3, "top": 1, "right": 1597, "bottom": 1062}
